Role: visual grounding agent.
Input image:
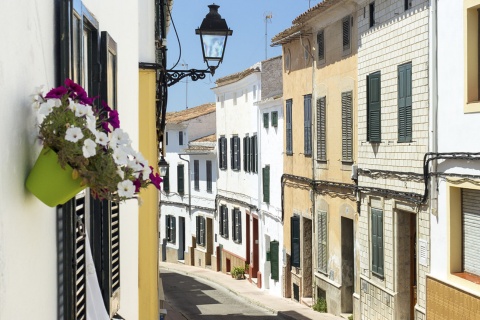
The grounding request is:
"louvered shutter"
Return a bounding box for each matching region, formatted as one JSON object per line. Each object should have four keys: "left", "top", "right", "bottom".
{"left": 224, "top": 207, "right": 229, "bottom": 238}
{"left": 342, "top": 16, "right": 351, "bottom": 51}
{"left": 237, "top": 211, "right": 242, "bottom": 243}
{"left": 196, "top": 216, "right": 200, "bottom": 244}
{"left": 163, "top": 167, "right": 170, "bottom": 192}
{"left": 371, "top": 208, "right": 384, "bottom": 276}
{"left": 398, "top": 64, "right": 412, "bottom": 142}
{"left": 270, "top": 241, "right": 279, "bottom": 280}
{"left": 230, "top": 137, "right": 234, "bottom": 169}
{"left": 264, "top": 113, "right": 269, "bottom": 128}
{"left": 246, "top": 137, "right": 251, "bottom": 172}
{"left": 194, "top": 160, "right": 199, "bottom": 190}
{"left": 286, "top": 100, "right": 293, "bottom": 154}
{"left": 232, "top": 209, "right": 236, "bottom": 241}
{"left": 234, "top": 137, "right": 240, "bottom": 170}
{"left": 318, "top": 211, "right": 327, "bottom": 273}
{"left": 222, "top": 137, "right": 227, "bottom": 169}
{"left": 206, "top": 160, "right": 212, "bottom": 192}
{"left": 367, "top": 72, "right": 381, "bottom": 142}
{"left": 107, "top": 201, "right": 121, "bottom": 315}
{"left": 342, "top": 91, "right": 353, "bottom": 162}
{"left": 291, "top": 216, "right": 300, "bottom": 268}
{"left": 272, "top": 111, "right": 278, "bottom": 127}
{"left": 254, "top": 136, "right": 258, "bottom": 173}
{"left": 219, "top": 206, "right": 224, "bottom": 236}
{"left": 316, "top": 97, "right": 327, "bottom": 161}
{"left": 166, "top": 215, "right": 170, "bottom": 241}
{"left": 462, "top": 189, "right": 480, "bottom": 276}
{"left": 201, "top": 217, "right": 206, "bottom": 246}
{"left": 177, "top": 165, "right": 184, "bottom": 194}
{"left": 263, "top": 165, "right": 270, "bottom": 203}
{"left": 317, "top": 31, "right": 325, "bottom": 61}
{"left": 304, "top": 95, "right": 312, "bottom": 155}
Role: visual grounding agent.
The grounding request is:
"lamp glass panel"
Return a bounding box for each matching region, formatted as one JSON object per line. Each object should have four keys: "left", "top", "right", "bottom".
{"left": 202, "top": 34, "right": 226, "bottom": 59}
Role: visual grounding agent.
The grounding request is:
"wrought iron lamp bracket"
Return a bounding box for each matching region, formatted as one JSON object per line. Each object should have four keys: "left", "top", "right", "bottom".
{"left": 165, "top": 67, "right": 215, "bottom": 87}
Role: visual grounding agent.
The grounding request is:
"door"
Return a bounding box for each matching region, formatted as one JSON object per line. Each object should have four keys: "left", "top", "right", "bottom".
{"left": 341, "top": 217, "right": 354, "bottom": 313}
{"left": 252, "top": 216, "right": 259, "bottom": 278}
{"left": 178, "top": 217, "right": 185, "bottom": 260}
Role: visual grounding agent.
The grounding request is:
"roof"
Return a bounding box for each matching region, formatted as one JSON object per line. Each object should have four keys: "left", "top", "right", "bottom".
{"left": 191, "top": 134, "right": 216, "bottom": 143}
{"left": 165, "top": 103, "right": 216, "bottom": 124}
{"left": 215, "top": 62, "right": 261, "bottom": 87}
{"left": 271, "top": 0, "right": 340, "bottom": 46}
{"left": 185, "top": 134, "right": 216, "bottom": 152}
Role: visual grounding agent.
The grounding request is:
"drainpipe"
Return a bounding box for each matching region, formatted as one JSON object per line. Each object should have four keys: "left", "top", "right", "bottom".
{"left": 178, "top": 152, "right": 210, "bottom": 217}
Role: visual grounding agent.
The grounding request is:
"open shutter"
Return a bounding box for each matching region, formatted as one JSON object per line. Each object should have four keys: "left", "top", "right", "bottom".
{"left": 342, "top": 16, "right": 351, "bottom": 51}
{"left": 177, "top": 165, "right": 184, "bottom": 194}
{"left": 163, "top": 167, "right": 170, "bottom": 192}
{"left": 286, "top": 100, "right": 293, "bottom": 154}
{"left": 342, "top": 91, "right": 353, "bottom": 162}
{"left": 371, "top": 208, "right": 383, "bottom": 276}
{"left": 263, "top": 165, "right": 270, "bottom": 204}
{"left": 317, "top": 31, "right": 325, "bottom": 61}
{"left": 270, "top": 241, "right": 279, "bottom": 280}
{"left": 291, "top": 216, "right": 300, "bottom": 268}
{"left": 264, "top": 113, "right": 269, "bottom": 128}
{"left": 317, "top": 211, "right": 327, "bottom": 273}
{"left": 194, "top": 160, "right": 199, "bottom": 190}
{"left": 316, "top": 97, "right": 327, "bottom": 161}
{"left": 196, "top": 216, "right": 200, "bottom": 244}
{"left": 367, "top": 72, "right": 381, "bottom": 142}
{"left": 398, "top": 63, "right": 412, "bottom": 142}
{"left": 171, "top": 216, "right": 176, "bottom": 244}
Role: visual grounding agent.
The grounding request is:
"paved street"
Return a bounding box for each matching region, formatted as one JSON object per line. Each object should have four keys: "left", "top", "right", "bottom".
{"left": 160, "top": 262, "right": 344, "bottom": 320}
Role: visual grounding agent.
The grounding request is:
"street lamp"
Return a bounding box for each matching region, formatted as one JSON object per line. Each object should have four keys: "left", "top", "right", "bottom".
{"left": 158, "top": 156, "right": 169, "bottom": 177}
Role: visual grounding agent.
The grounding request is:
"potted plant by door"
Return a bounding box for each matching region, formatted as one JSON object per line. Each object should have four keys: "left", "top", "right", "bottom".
{"left": 26, "top": 79, "right": 162, "bottom": 206}
{"left": 231, "top": 266, "right": 245, "bottom": 280}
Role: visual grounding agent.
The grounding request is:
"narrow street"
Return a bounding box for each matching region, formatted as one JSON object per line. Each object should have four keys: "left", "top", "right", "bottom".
{"left": 161, "top": 269, "right": 278, "bottom": 319}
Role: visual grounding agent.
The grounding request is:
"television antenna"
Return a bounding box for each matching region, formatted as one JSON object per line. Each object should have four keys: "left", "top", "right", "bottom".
{"left": 264, "top": 12, "right": 272, "bottom": 60}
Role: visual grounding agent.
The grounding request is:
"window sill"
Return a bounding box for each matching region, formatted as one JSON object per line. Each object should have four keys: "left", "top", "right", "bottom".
{"left": 372, "top": 271, "right": 384, "bottom": 280}
{"left": 453, "top": 272, "right": 480, "bottom": 285}
{"left": 464, "top": 101, "right": 480, "bottom": 113}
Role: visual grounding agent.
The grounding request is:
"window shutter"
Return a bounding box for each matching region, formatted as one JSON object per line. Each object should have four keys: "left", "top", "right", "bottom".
{"left": 367, "top": 72, "right": 381, "bottom": 142}
{"left": 342, "top": 16, "right": 351, "bottom": 51}
{"left": 206, "top": 160, "right": 212, "bottom": 192}
{"left": 218, "top": 138, "right": 222, "bottom": 169}
{"left": 230, "top": 137, "right": 234, "bottom": 169}
{"left": 179, "top": 131, "right": 183, "bottom": 145}
{"left": 166, "top": 215, "right": 170, "bottom": 241}
{"left": 254, "top": 136, "right": 258, "bottom": 173}
{"left": 286, "top": 100, "right": 293, "bottom": 154}
{"left": 263, "top": 165, "right": 270, "bottom": 204}
{"left": 177, "top": 164, "right": 184, "bottom": 194}
{"left": 270, "top": 240, "right": 279, "bottom": 280}
{"left": 316, "top": 97, "right": 327, "bottom": 161}
{"left": 291, "top": 216, "right": 300, "bottom": 268}
{"left": 398, "top": 63, "right": 412, "bottom": 142}
{"left": 224, "top": 207, "right": 229, "bottom": 238}
{"left": 196, "top": 216, "right": 200, "bottom": 244}
{"left": 222, "top": 137, "right": 227, "bottom": 169}
{"left": 317, "top": 211, "right": 327, "bottom": 273}
{"left": 172, "top": 216, "right": 176, "bottom": 244}
{"left": 264, "top": 113, "right": 269, "bottom": 128}
{"left": 272, "top": 111, "right": 278, "bottom": 127}
{"left": 246, "top": 137, "right": 251, "bottom": 172}
{"left": 342, "top": 91, "right": 353, "bottom": 162}
{"left": 317, "top": 31, "right": 325, "bottom": 61}
{"left": 164, "top": 167, "right": 170, "bottom": 192}
{"left": 371, "top": 208, "right": 383, "bottom": 276}
{"left": 243, "top": 137, "right": 247, "bottom": 171}
{"left": 219, "top": 206, "right": 224, "bottom": 236}
{"left": 304, "top": 95, "right": 312, "bottom": 155}
{"left": 232, "top": 210, "right": 236, "bottom": 241}
{"left": 234, "top": 137, "right": 240, "bottom": 170}
{"left": 238, "top": 211, "right": 242, "bottom": 243}
{"left": 194, "top": 160, "right": 199, "bottom": 191}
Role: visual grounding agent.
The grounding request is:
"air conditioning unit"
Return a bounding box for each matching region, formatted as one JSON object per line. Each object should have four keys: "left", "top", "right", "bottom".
{"left": 351, "top": 164, "right": 358, "bottom": 180}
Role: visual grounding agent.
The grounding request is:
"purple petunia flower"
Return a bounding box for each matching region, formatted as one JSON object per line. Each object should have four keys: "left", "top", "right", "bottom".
{"left": 101, "top": 100, "right": 112, "bottom": 112}
{"left": 45, "top": 86, "right": 68, "bottom": 99}
{"left": 149, "top": 169, "right": 162, "bottom": 190}
{"left": 108, "top": 110, "right": 120, "bottom": 129}
{"left": 133, "top": 179, "right": 142, "bottom": 193}
{"left": 102, "top": 122, "right": 111, "bottom": 133}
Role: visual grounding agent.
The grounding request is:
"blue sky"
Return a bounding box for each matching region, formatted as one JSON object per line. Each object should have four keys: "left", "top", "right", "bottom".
{"left": 166, "top": 0, "right": 322, "bottom": 112}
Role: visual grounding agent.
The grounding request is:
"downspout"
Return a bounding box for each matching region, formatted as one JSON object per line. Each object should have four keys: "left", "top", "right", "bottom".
{"left": 178, "top": 155, "right": 191, "bottom": 216}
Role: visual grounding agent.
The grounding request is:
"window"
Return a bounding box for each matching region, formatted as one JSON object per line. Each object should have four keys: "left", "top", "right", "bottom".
{"left": 196, "top": 216, "right": 206, "bottom": 246}
{"left": 371, "top": 208, "right": 384, "bottom": 277}
{"left": 179, "top": 131, "right": 184, "bottom": 146}
{"left": 286, "top": 99, "right": 293, "bottom": 155}
{"left": 230, "top": 136, "right": 241, "bottom": 171}
{"left": 221, "top": 94, "right": 225, "bottom": 108}
{"left": 369, "top": 2, "right": 375, "bottom": 28}
{"left": 206, "top": 160, "right": 212, "bottom": 192}
{"left": 233, "top": 208, "right": 242, "bottom": 243}
{"left": 271, "top": 111, "right": 278, "bottom": 127}
{"left": 270, "top": 240, "right": 279, "bottom": 281}
{"left": 253, "top": 85, "right": 257, "bottom": 100}
{"left": 163, "top": 166, "right": 170, "bottom": 192}
{"left": 398, "top": 63, "right": 412, "bottom": 142}
{"left": 284, "top": 49, "right": 291, "bottom": 71}
{"left": 317, "top": 30, "right": 325, "bottom": 62}
{"left": 177, "top": 164, "right": 185, "bottom": 194}
{"left": 291, "top": 215, "right": 301, "bottom": 268}
{"left": 342, "top": 91, "right": 353, "bottom": 162}
{"left": 166, "top": 131, "right": 169, "bottom": 145}
{"left": 316, "top": 97, "right": 327, "bottom": 161}
{"left": 367, "top": 72, "right": 381, "bottom": 142}
{"left": 263, "top": 165, "right": 270, "bottom": 204}
{"left": 194, "top": 160, "right": 199, "bottom": 191}
{"left": 405, "top": 0, "right": 412, "bottom": 10}
{"left": 250, "top": 135, "right": 258, "bottom": 173}
{"left": 304, "top": 41, "right": 311, "bottom": 62}
{"left": 263, "top": 113, "right": 269, "bottom": 128}
{"left": 219, "top": 205, "right": 229, "bottom": 238}
{"left": 243, "top": 136, "right": 250, "bottom": 172}
{"left": 166, "top": 215, "right": 176, "bottom": 243}
{"left": 233, "top": 92, "right": 237, "bottom": 105}
{"left": 342, "top": 16, "right": 351, "bottom": 53}
{"left": 218, "top": 136, "right": 227, "bottom": 170}
{"left": 317, "top": 211, "right": 327, "bottom": 274}
{"left": 304, "top": 94, "right": 312, "bottom": 156}
{"left": 465, "top": 3, "right": 480, "bottom": 112}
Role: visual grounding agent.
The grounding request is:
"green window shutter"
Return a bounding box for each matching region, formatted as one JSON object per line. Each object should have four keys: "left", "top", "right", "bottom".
{"left": 264, "top": 113, "right": 269, "bottom": 128}
{"left": 236, "top": 136, "right": 241, "bottom": 170}
{"left": 304, "top": 95, "right": 312, "bottom": 156}
{"left": 371, "top": 208, "right": 384, "bottom": 276}
{"left": 238, "top": 211, "right": 242, "bottom": 243}
{"left": 196, "top": 216, "right": 200, "bottom": 244}
{"left": 206, "top": 160, "right": 212, "bottom": 192}
{"left": 263, "top": 165, "right": 270, "bottom": 203}
{"left": 164, "top": 167, "right": 170, "bottom": 192}
{"left": 270, "top": 240, "right": 279, "bottom": 281}
{"left": 398, "top": 63, "right": 412, "bottom": 142}
{"left": 219, "top": 206, "right": 224, "bottom": 236}
{"left": 367, "top": 72, "right": 381, "bottom": 142}
{"left": 172, "top": 216, "right": 176, "bottom": 244}
{"left": 342, "top": 91, "right": 353, "bottom": 162}
{"left": 316, "top": 97, "right": 327, "bottom": 161}
{"left": 291, "top": 216, "right": 301, "bottom": 268}
{"left": 177, "top": 164, "right": 184, "bottom": 194}
{"left": 272, "top": 111, "right": 278, "bottom": 127}
{"left": 218, "top": 138, "right": 222, "bottom": 169}
{"left": 317, "top": 210, "right": 327, "bottom": 273}
{"left": 224, "top": 207, "right": 229, "bottom": 238}
{"left": 194, "top": 160, "right": 199, "bottom": 190}
{"left": 286, "top": 99, "right": 293, "bottom": 154}
{"left": 246, "top": 136, "right": 251, "bottom": 172}
{"left": 230, "top": 137, "right": 234, "bottom": 169}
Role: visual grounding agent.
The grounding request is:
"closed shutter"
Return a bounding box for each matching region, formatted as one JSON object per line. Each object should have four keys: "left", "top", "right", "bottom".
{"left": 264, "top": 113, "right": 269, "bottom": 128}
{"left": 219, "top": 206, "right": 224, "bottom": 236}
{"left": 194, "top": 160, "right": 199, "bottom": 190}
{"left": 254, "top": 135, "right": 258, "bottom": 173}
{"left": 230, "top": 137, "right": 234, "bottom": 169}
{"left": 367, "top": 72, "right": 381, "bottom": 142}
{"left": 286, "top": 100, "right": 293, "bottom": 154}
{"left": 177, "top": 164, "right": 184, "bottom": 194}
{"left": 171, "top": 216, "right": 176, "bottom": 244}
{"left": 398, "top": 63, "right": 412, "bottom": 142}
{"left": 371, "top": 208, "right": 384, "bottom": 276}
{"left": 224, "top": 207, "right": 229, "bottom": 238}
{"left": 166, "top": 215, "right": 170, "bottom": 241}
{"left": 232, "top": 210, "right": 236, "bottom": 241}
{"left": 222, "top": 137, "right": 227, "bottom": 169}
{"left": 291, "top": 216, "right": 300, "bottom": 268}
{"left": 270, "top": 240, "right": 279, "bottom": 281}
{"left": 304, "top": 95, "right": 312, "bottom": 155}
{"left": 263, "top": 165, "right": 270, "bottom": 204}
{"left": 342, "top": 91, "right": 353, "bottom": 162}
{"left": 235, "top": 137, "right": 241, "bottom": 170}
{"left": 163, "top": 167, "right": 170, "bottom": 192}
{"left": 246, "top": 137, "right": 251, "bottom": 172}
{"left": 237, "top": 211, "right": 242, "bottom": 243}
{"left": 196, "top": 216, "right": 200, "bottom": 244}
{"left": 462, "top": 189, "right": 480, "bottom": 276}
{"left": 243, "top": 137, "right": 247, "bottom": 171}
{"left": 206, "top": 160, "right": 212, "bottom": 192}
{"left": 317, "top": 31, "right": 324, "bottom": 61}
{"left": 317, "top": 210, "right": 327, "bottom": 273}
{"left": 272, "top": 111, "right": 278, "bottom": 127}
{"left": 316, "top": 97, "right": 327, "bottom": 161}
{"left": 201, "top": 217, "right": 205, "bottom": 246}
{"left": 342, "top": 16, "right": 351, "bottom": 51}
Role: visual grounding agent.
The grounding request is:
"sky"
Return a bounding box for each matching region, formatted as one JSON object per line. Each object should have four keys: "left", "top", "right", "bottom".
{"left": 166, "top": 0, "right": 322, "bottom": 112}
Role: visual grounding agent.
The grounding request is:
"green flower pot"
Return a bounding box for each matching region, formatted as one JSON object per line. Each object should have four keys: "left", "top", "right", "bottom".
{"left": 26, "top": 147, "right": 86, "bottom": 207}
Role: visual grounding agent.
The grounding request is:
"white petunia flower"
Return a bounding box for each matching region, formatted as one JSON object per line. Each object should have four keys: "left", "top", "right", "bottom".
{"left": 75, "top": 104, "right": 88, "bottom": 117}
{"left": 38, "top": 99, "right": 59, "bottom": 116}
{"left": 65, "top": 127, "right": 84, "bottom": 143}
{"left": 117, "top": 180, "right": 135, "bottom": 198}
{"left": 82, "top": 138, "right": 97, "bottom": 158}
{"left": 127, "top": 159, "right": 143, "bottom": 172}
{"left": 86, "top": 117, "right": 97, "bottom": 134}
{"left": 142, "top": 163, "right": 152, "bottom": 177}
{"left": 95, "top": 131, "right": 109, "bottom": 146}
{"left": 112, "top": 128, "right": 131, "bottom": 145}
{"left": 116, "top": 167, "right": 125, "bottom": 179}
{"left": 113, "top": 147, "right": 128, "bottom": 165}
{"left": 68, "top": 98, "right": 77, "bottom": 111}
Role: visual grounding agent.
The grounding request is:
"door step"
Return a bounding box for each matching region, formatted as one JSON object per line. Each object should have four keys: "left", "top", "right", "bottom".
{"left": 301, "top": 297, "right": 313, "bottom": 307}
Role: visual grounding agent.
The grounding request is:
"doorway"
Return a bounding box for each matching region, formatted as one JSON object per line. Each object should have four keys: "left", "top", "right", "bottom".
{"left": 397, "top": 211, "right": 416, "bottom": 319}
{"left": 341, "top": 217, "right": 354, "bottom": 313}
{"left": 178, "top": 216, "right": 185, "bottom": 261}
{"left": 252, "top": 216, "right": 259, "bottom": 279}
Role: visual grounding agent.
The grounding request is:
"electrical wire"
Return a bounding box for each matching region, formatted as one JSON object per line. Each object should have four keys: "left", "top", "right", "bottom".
{"left": 166, "top": 3, "right": 182, "bottom": 70}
